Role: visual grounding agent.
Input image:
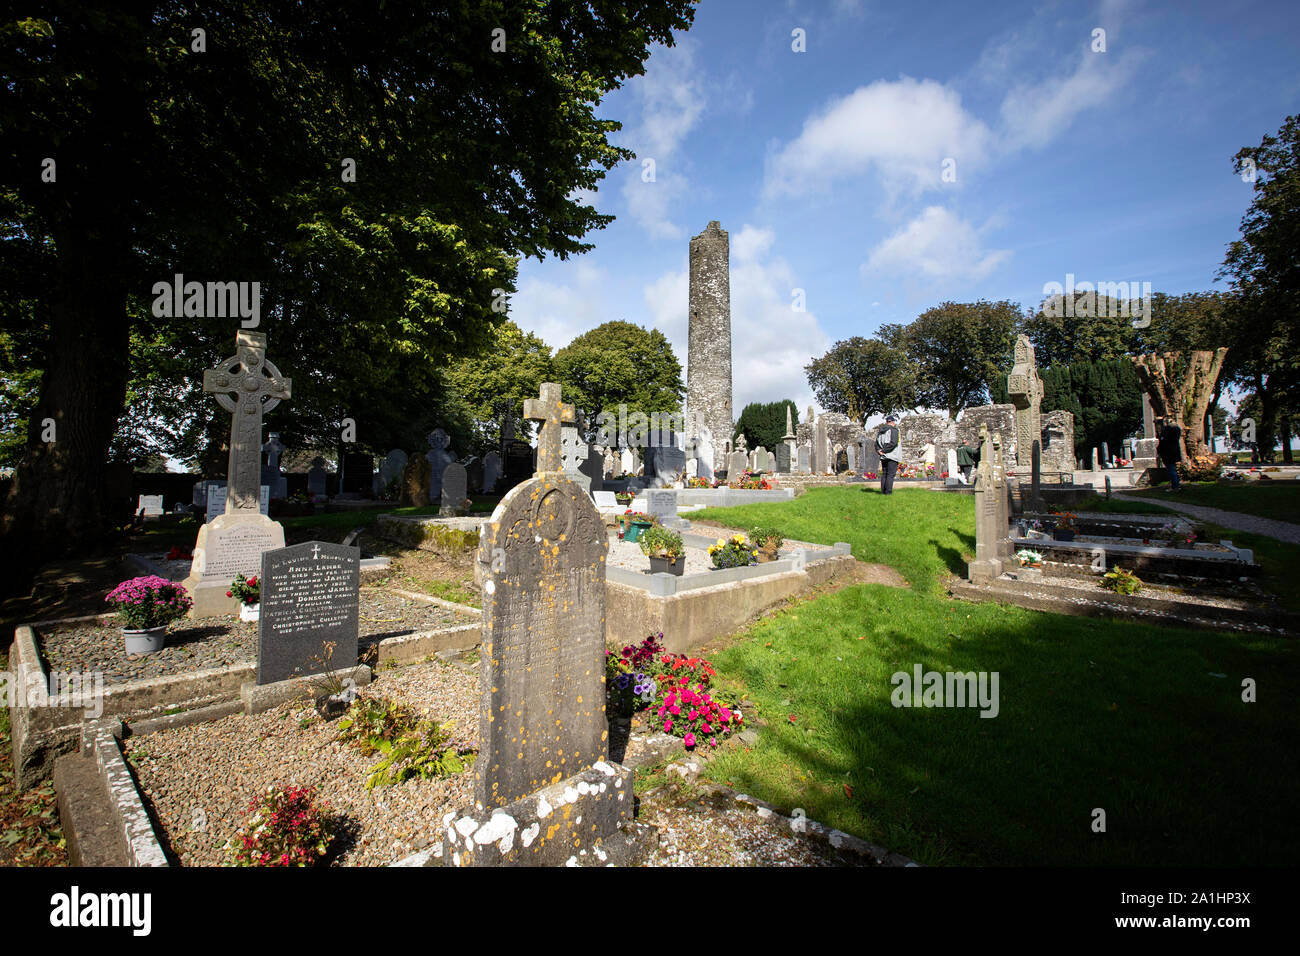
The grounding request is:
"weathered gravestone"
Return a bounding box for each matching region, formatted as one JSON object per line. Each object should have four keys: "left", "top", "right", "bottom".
{"left": 427, "top": 428, "right": 456, "bottom": 500}
{"left": 482, "top": 451, "right": 502, "bottom": 494}
{"left": 797, "top": 445, "right": 810, "bottom": 474}
{"left": 1006, "top": 335, "right": 1043, "bottom": 471}
{"left": 862, "top": 438, "right": 880, "bottom": 475}
{"left": 775, "top": 443, "right": 791, "bottom": 473}
{"left": 183, "top": 331, "right": 290, "bottom": 617}
{"left": 256, "top": 541, "right": 360, "bottom": 685}
{"left": 646, "top": 488, "right": 683, "bottom": 529}
{"left": 812, "top": 417, "right": 829, "bottom": 473}
{"left": 205, "top": 484, "right": 269, "bottom": 523}
{"left": 261, "top": 433, "right": 288, "bottom": 500}
{"left": 439, "top": 385, "right": 635, "bottom": 866}
{"left": 341, "top": 451, "right": 374, "bottom": 495}
{"left": 728, "top": 449, "right": 748, "bottom": 478}
{"left": 441, "top": 461, "right": 469, "bottom": 516}
{"left": 401, "top": 454, "right": 431, "bottom": 506}
{"left": 136, "top": 495, "right": 164, "bottom": 517}
{"left": 620, "top": 447, "right": 637, "bottom": 476}
{"left": 560, "top": 423, "right": 591, "bottom": 491}
{"left": 378, "top": 449, "right": 408, "bottom": 491}
{"left": 464, "top": 456, "right": 484, "bottom": 495}
{"left": 307, "top": 457, "right": 329, "bottom": 497}
{"left": 968, "top": 426, "right": 1013, "bottom": 583}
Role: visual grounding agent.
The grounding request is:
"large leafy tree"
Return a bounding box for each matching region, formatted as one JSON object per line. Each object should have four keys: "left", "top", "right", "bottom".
{"left": 732, "top": 400, "right": 799, "bottom": 451}
{"left": 1219, "top": 115, "right": 1300, "bottom": 462}
{"left": 886, "top": 300, "right": 1021, "bottom": 419}
{"left": 0, "top": 1, "right": 696, "bottom": 574}
{"left": 1020, "top": 292, "right": 1138, "bottom": 367}
{"left": 442, "top": 320, "right": 554, "bottom": 454}
{"left": 805, "top": 336, "right": 915, "bottom": 425}
{"left": 552, "top": 321, "right": 683, "bottom": 438}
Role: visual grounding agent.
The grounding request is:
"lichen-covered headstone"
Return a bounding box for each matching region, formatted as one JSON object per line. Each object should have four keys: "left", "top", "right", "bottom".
{"left": 439, "top": 385, "right": 636, "bottom": 866}
{"left": 441, "top": 461, "right": 469, "bottom": 516}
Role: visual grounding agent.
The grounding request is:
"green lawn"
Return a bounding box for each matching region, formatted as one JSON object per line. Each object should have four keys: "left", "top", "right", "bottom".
{"left": 693, "top": 486, "right": 971, "bottom": 593}
{"left": 688, "top": 486, "right": 1300, "bottom": 865}
{"left": 1120, "top": 482, "right": 1300, "bottom": 524}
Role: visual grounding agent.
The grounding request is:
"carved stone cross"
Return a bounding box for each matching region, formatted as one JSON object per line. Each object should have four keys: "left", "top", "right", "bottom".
{"left": 203, "top": 331, "right": 291, "bottom": 513}
{"left": 1007, "top": 335, "right": 1043, "bottom": 470}
{"left": 523, "top": 382, "right": 575, "bottom": 474}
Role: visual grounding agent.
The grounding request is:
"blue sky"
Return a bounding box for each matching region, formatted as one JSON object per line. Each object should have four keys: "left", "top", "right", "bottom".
{"left": 511, "top": 0, "right": 1300, "bottom": 417}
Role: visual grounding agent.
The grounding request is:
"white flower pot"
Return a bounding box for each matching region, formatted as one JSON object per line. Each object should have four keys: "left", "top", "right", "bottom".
{"left": 122, "top": 626, "right": 167, "bottom": 655}
{"left": 239, "top": 602, "right": 261, "bottom": 622}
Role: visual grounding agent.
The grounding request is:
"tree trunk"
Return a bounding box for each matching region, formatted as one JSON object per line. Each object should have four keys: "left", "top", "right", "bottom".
{"left": 0, "top": 232, "right": 130, "bottom": 587}
{"left": 1132, "top": 349, "right": 1229, "bottom": 458}
{"left": 1282, "top": 414, "right": 1294, "bottom": 463}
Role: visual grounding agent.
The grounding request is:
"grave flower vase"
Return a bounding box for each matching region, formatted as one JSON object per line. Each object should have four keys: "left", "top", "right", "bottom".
{"left": 625, "top": 520, "right": 652, "bottom": 543}
{"left": 122, "top": 626, "right": 167, "bottom": 655}
{"left": 239, "top": 602, "right": 260, "bottom": 622}
{"left": 648, "top": 555, "right": 685, "bottom": 576}
{"left": 316, "top": 694, "right": 349, "bottom": 721}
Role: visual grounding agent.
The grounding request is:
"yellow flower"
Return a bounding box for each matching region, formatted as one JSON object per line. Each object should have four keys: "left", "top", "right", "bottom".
{"left": 716, "top": 538, "right": 725, "bottom": 546}
{"left": 732, "top": 534, "right": 744, "bottom": 543}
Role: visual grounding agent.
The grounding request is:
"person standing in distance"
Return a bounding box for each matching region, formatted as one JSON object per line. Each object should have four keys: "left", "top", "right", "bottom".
{"left": 1155, "top": 416, "right": 1183, "bottom": 491}
{"left": 876, "top": 415, "right": 903, "bottom": 494}
{"left": 957, "top": 438, "right": 976, "bottom": 484}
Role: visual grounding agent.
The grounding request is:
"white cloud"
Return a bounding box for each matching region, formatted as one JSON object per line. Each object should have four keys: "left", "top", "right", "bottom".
{"left": 999, "top": 49, "right": 1141, "bottom": 150}
{"left": 618, "top": 40, "right": 707, "bottom": 239}
{"left": 511, "top": 262, "right": 612, "bottom": 352}
{"left": 764, "top": 76, "right": 992, "bottom": 197}
{"left": 863, "top": 206, "right": 1010, "bottom": 281}
{"left": 644, "top": 229, "right": 828, "bottom": 418}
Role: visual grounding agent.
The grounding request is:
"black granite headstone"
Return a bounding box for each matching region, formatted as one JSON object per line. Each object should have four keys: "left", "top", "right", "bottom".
{"left": 776, "top": 444, "right": 791, "bottom": 473}
{"left": 341, "top": 452, "right": 374, "bottom": 494}
{"left": 257, "top": 540, "right": 360, "bottom": 684}
{"left": 503, "top": 438, "right": 533, "bottom": 488}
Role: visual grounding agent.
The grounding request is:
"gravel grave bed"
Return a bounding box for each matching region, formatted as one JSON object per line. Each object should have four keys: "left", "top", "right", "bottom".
{"left": 127, "top": 658, "right": 479, "bottom": 867}
{"left": 1004, "top": 569, "right": 1274, "bottom": 611}
{"left": 123, "top": 655, "right": 864, "bottom": 867}
{"left": 38, "top": 589, "right": 478, "bottom": 684}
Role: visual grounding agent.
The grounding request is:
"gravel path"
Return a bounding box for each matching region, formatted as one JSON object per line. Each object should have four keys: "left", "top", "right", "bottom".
{"left": 1119, "top": 496, "right": 1300, "bottom": 545}
{"left": 39, "top": 589, "right": 477, "bottom": 684}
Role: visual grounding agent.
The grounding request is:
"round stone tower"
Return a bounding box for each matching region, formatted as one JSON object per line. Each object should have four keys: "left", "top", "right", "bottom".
{"left": 687, "top": 220, "right": 733, "bottom": 472}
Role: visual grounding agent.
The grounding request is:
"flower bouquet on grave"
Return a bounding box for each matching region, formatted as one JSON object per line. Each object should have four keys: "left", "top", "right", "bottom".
{"left": 165, "top": 545, "right": 193, "bottom": 561}
{"left": 228, "top": 573, "right": 261, "bottom": 621}
{"left": 639, "top": 525, "right": 686, "bottom": 576}
{"left": 105, "top": 576, "right": 191, "bottom": 655}
{"left": 1016, "top": 549, "right": 1044, "bottom": 568}
{"left": 605, "top": 634, "right": 665, "bottom": 717}
{"left": 708, "top": 534, "right": 759, "bottom": 569}
{"left": 225, "top": 784, "right": 334, "bottom": 867}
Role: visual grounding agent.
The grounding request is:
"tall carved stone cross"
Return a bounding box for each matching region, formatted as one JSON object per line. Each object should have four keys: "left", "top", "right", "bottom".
{"left": 523, "top": 382, "right": 574, "bottom": 474}
{"left": 1006, "top": 334, "right": 1043, "bottom": 470}
{"left": 202, "top": 331, "right": 291, "bottom": 513}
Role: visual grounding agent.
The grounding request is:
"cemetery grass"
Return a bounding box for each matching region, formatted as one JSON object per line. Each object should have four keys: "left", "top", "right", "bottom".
{"left": 701, "top": 583, "right": 1300, "bottom": 866}
{"left": 1125, "top": 482, "right": 1300, "bottom": 525}
{"left": 692, "top": 486, "right": 971, "bottom": 594}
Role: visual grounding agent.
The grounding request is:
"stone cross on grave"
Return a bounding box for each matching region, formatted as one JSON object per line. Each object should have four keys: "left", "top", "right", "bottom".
{"left": 203, "top": 331, "right": 291, "bottom": 513}
{"left": 523, "top": 382, "right": 575, "bottom": 475}
{"left": 1006, "top": 334, "right": 1043, "bottom": 471}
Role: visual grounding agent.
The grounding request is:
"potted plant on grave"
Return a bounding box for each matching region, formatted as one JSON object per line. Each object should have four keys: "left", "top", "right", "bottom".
{"left": 228, "top": 573, "right": 261, "bottom": 621}
{"left": 639, "top": 525, "right": 686, "bottom": 576}
{"left": 1051, "top": 511, "right": 1077, "bottom": 542}
{"left": 621, "top": 510, "right": 655, "bottom": 542}
{"left": 707, "top": 534, "right": 759, "bottom": 570}
{"left": 105, "top": 576, "right": 192, "bottom": 655}
{"left": 750, "top": 527, "right": 784, "bottom": 562}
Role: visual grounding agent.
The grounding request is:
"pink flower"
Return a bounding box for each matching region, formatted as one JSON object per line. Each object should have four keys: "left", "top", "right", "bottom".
{"left": 664, "top": 719, "right": 672, "bottom": 732}
{"left": 684, "top": 732, "right": 696, "bottom": 748}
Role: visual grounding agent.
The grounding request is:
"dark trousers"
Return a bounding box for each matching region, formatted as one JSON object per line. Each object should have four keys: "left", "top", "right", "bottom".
{"left": 1165, "top": 461, "right": 1181, "bottom": 490}
{"left": 960, "top": 465, "right": 973, "bottom": 482}
{"left": 881, "top": 458, "right": 899, "bottom": 494}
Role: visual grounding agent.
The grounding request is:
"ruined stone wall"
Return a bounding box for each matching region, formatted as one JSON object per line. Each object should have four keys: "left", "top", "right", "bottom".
{"left": 687, "top": 221, "right": 733, "bottom": 473}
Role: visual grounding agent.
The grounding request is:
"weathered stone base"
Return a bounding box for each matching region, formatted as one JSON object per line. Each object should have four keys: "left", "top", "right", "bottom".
{"left": 182, "top": 511, "right": 286, "bottom": 618}
{"left": 437, "top": 762, "right": 635, "bottom": 867}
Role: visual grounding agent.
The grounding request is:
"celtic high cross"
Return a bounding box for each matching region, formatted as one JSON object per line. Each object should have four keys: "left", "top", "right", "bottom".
{"left": 202, "top": 331, "right": 291, "bottom": 513}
